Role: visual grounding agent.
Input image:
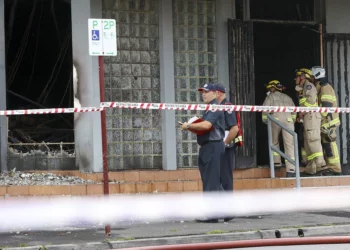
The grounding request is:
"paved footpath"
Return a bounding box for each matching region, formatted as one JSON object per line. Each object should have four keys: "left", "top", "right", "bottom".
{"left": 2, "top": 210, "right": 350, "bottom": 249}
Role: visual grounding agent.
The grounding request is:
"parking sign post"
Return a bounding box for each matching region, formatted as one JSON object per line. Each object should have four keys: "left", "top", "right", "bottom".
{"left": 88, "top": 19, "right": 117, "bottom": 237}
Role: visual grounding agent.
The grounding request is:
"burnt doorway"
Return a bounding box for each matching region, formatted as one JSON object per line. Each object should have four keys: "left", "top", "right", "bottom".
{"left": 254, "top": 22, "right": 321, "bottom": 166}
{"left": 5, "top": 0, "right": 74, "bottom": 153}
{"left": 228, "top": 19, "right": 256, "bottom": 169}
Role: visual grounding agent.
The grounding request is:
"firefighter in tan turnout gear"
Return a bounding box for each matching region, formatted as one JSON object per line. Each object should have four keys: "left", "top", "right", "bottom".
{"left": 262, "top": 80, "right": 297, "bottom": 177}
{"left": 310, "top": 66, "right": 342, "bottom": 176}
{"left": 295, "top": 68, "right": 327, "bottom": 176}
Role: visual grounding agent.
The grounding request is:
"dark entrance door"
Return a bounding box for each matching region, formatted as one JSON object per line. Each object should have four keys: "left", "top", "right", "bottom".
{"left": 253, "top": 22, "right": 321, "bottom": 166}
{"left": 228, "top": 19, "right": 322, "bottom": 168}
{"left": 227, "top": 19, "right": 256, "bottom": 169}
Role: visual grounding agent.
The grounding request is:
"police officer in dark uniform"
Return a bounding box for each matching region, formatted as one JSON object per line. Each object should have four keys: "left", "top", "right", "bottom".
{"left": 215, "top": 83, "right": 239, "bottom": 193}
{"left": 181, "top": 83, "right": 225, "bottom": 223}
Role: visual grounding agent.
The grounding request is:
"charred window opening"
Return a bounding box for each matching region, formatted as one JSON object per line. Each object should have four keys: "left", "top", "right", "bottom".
{"left": 5, "top": 0, "right": 74, "bottom": 153}
{"left": 250, "top": 0, "right": 314, "bottom": 21}
{"left": 235, "top": 0, "right": 244, "bottom": 20}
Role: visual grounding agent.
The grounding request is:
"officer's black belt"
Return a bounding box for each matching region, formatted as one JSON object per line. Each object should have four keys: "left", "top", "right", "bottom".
{"left": 199, "top": 140, "right": 222, "bottom": 146}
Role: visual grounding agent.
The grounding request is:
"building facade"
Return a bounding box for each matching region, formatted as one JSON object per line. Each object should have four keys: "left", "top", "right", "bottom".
{"left": 102, "top": 0, "right": 225, "bottom": 170}
{"left": 1, "top": 0, "right": 350, "bottom": 173}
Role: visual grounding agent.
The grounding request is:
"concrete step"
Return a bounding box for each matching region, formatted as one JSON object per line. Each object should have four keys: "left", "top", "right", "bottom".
{"left": 27, "top": 167, "right": 284, "bottom": 183}
{"left": 1, "top": 175, "right": 350, "bottom": 197}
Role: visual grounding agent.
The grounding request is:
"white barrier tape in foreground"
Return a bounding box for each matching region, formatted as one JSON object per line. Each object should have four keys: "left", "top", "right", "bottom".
{"left": 1, "top": 188, "right": 350, "bottom": 231}
{"left": 0, "top": 102, "right": 350, "bottom": 116}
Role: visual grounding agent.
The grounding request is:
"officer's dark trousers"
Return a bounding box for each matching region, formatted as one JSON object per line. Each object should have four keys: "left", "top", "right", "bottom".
{"left": 220, "top": 146, "right": 235, "bottom": 191}
{"left": 198, "top": 141, "right": 225, "bottom": 192}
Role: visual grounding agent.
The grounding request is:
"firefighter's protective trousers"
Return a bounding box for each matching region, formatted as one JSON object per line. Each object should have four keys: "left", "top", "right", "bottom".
{"left": 318, "top": 82, "right": 341, "bottom": 173}
{"left": 299, "top": 81, "right": 326, "bottom": 174}
{"left": 262, "top": 91, "right": 296, "bottom": 173}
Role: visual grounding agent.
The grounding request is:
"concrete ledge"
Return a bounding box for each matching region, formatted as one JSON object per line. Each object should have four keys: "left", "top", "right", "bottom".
{"left": 2, "top": 243, "right": 109, "bottom": 250}
{"left": 5, "top": 224, "right": 350, "bottom": 250}
{"left": 109, "top": 231, "right": 261, "bottom": 249}
{"left": 2, "top": 231, "right": 261, "bottom": 250}
{"left": 260, "top": 224, "right": 350, "bottom": 238}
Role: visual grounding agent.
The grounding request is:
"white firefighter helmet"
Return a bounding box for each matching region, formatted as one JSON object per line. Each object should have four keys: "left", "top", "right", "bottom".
{"left": 311, "top": 66, "right": 326, "bottom": 79}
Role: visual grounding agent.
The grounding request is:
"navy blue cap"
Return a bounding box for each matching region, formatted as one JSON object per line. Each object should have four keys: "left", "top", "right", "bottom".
{"left": 198, "top": 83, "right": 217, "bottom": 92}
{"left": 215, "top": 83, "right": 226, "bottom": 93}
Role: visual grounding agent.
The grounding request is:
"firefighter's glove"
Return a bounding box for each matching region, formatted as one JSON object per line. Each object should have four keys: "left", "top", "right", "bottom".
{"left": 295, "top": 86, "right": 303, "bottom": 92}
{"left": 321, "top": 126, "right": 336, "bottom": 141}
{"left": 320, "top": 126, "right": 329, "bottom": 135}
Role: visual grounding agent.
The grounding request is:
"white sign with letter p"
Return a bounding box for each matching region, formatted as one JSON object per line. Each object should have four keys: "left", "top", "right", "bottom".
{"left": 88, "top": 18, "right": 117, "bottom": 56}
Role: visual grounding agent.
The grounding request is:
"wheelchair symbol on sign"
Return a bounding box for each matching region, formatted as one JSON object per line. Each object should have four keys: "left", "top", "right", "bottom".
{"left": 91, "top": 30, "right": 100, "bottom": 41}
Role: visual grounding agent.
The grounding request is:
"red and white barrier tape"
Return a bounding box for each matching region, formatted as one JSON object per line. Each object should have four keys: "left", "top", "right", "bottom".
{"left": 101, "top": 102, "right": 350, "bottom": 114}
{"left": 0, "top": 102, "right": 350, "bottom": 115}
{"left": 0, "top": 107, "right": 104, "bottom": 116}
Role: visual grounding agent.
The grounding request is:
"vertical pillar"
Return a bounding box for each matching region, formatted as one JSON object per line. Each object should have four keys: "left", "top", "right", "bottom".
{"left": 243, "top": 0, "right": 250, "bottom": 21}
{"left": 216, "top": 0, "right": 235, "bottom": 91}
{"left": 314, "top": 0, "right": 326, "bottom": 22}
{"left": 159, "top": 0, "right": 177, "bottom": 170}
{"left": 0, "top": 0, "right": 7, "bottom": 172}
{"left": 71, "top": 0, "right": 103, "bottom": 172}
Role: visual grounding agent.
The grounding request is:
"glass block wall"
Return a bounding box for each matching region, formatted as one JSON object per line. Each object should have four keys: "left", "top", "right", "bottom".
{"left": 172, "top": 0, "right": 218, "bottom": 168}
{"left": 102, "top": 0, "right": 162, "bottom": 170}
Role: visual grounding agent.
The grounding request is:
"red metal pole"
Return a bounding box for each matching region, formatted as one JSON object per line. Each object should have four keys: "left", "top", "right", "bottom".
{"left": 115, "top": 236, "right": 350, "bottom": 250}
{"left": 98, "top": 55, "right": 111, "bottom": 236}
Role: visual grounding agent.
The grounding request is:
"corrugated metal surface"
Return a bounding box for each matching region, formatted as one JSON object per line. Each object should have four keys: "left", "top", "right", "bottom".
{"left": 324, "top": 33, "right": 350, "bottom": 166}
{"left": 228, "top": 19, "right": 256, "bottom": 169}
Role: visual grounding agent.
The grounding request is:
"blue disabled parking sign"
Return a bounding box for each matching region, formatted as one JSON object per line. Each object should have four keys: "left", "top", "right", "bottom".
{"left": 89, "top": 18, "right": 117, "bottom": 56}
{"left": 92, "top": 30, "right": 100, "bottom": 41}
